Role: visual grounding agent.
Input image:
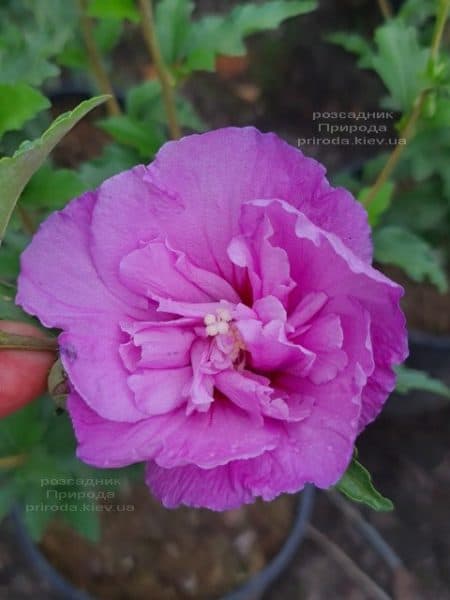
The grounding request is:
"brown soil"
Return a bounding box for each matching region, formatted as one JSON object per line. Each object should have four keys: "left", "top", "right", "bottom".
{"left": 4, "top": 402, "right": 450, "bottom": 600}
{"left": 50, "top": 96, "right": 110, "bottom": 169}
{"left": 40, "top": 486, "right": 296, "bottom": 600}
{"left": 382, "top": 266, "right": 450, "bottom": 336}
{"left": 261, "top": 405, "right": 450, "bottom": 600}
{"left": 401, "top": 279, "right": 450, "bottom": 336}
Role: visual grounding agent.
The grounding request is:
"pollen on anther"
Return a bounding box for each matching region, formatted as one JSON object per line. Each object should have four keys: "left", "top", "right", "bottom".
{"left": 216, "top": 321, "right": 230, "bottom": 334}
{"left": 204, "top": 313, "right": 216, "bottom": 326}
{"left": 206, "top": 323, "right": 219, "bottom": 336}
{"left": 205, "top": 308, "right": 232, "bottom": 337}
{"left": 217, "top": 308, "right": 232, "bottom": 322}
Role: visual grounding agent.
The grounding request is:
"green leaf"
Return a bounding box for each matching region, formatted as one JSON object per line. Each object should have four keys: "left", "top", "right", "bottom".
{"left": 79, "top": 142, "right": 140, "bottom": 188}
{"left": 13, "top": 445, "right": 88, "bottom": 541}
{"left": 183, "top": 16, "right": 230, "bottom": 71}
{"left": 183, "top": 46, "right": 216, "bottom": 72}
{"left": 398, "top": 0, "right": 436, "bottom": 25}
{"left": 58, "top": 20, "right": 123, "bottom": 70}
{"left": 0, "top": 95, "right": 109, "bottom": 241}
{"left": 326, "top": 32, "right": 372, "bottom": 68}
{"left": 230, "top": 0, "right": 317, "bottom": 38}
{"left": 126, "top": 80, "right": 176, "bottom": 126}
{"left": 88, "top": 0, "right": 140, "bottom": 22}
{"left": 156, "top": 0, "right": 195, "bottom": 64}
{"left": 0, "top": 0, "right": 77, "bottom": 86}
{"left": 336, "top": 457, "right": 394, "bottom": 511}
{"left": 330, "top": 172, "right": 360, "bottom": 194}
{"left": 14, "top": 451, "right": 60, "bottom": 541}
{"left": 55, "top": 44, "right": 86, "bottom": 70}
{"left": 330, "top": 21, "right": 430, "bottom": 111}
{"left": 99, "top": 80, "right": 203, "bottom": 156}
{"left": 98, "top": 114, "right": 163, "bottom": 157}
{"left": 421, "top": 96, "right": 450, "bottom": 128}
{"left": 94, "top": 18, "right": 124, "bottom": 53}
{"left": 361, "top": 152, "right": 390, "bottom": 183}
{"left": 44, "top": 412, "right": 77, "bottom": 457}
{"left": 382, "top": 178, "right": 448, "bottom": 236}
{"left": 0, "top": 84, "right": 50, "bottom": 138}
{"left": 371, "top": 20, "right": 429, "bottom": 111}
{"left": 408, "top": 132, "right": 450, "bottom": 197}
{"left": 0, "top": 247, "right": 20, "bottom": 280}
{"left": 395, "top": 365, "right": 450, "bottom": 398}
{"left": 374, "top": 225, "right": 448, "bottom": 293}
{"left": 358, "top": 181, "right": 394, "bottom": 227}
{"left": 20, "top": 165, "right": 86, "bottom": 210}
{"left": 400, "top": 98, "right": 450, "bottom": 197}
{"left": 0, "top": 282, "right": 35, "bottom": 323}
{"left": 62, "top": 497, "right": 101, "bottom": 543}
{"left": 0, "top": 228, "right": 28, "bottom": 281}
{"left": 183, "top": 0, "right": 317, "bottom": 73}
{"left": 127, "top": 80, "right": 162, "bottom": 117}
{"left": 0, "top": 402, "right": 46, "bottom": 456}
{"left": 176, "top": 96, "right": 206, "bottom": 131}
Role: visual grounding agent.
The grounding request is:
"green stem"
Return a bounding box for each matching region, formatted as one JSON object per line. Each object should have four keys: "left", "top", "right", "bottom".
{"left": 431, "top": 0, "right": 450, "bottom": 61}
{"left": 0, "top": 331, "right": 58, "bottom": 352}
{"left": 77, "top": 0, "right": 121, "bottom": 117}
{"left": 0, "top": 279, "right": 16, "bottom": 290}
{"left": 363, "top": 94, "right": 426, "bottom": 206}
{"left": 363, "top": 3, "right": 449, "bottom": 206}
{"left": 137, "top": 0, "right": 181, "bottom": 139}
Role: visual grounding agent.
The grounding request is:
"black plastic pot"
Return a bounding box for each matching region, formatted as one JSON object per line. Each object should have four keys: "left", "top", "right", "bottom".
{"left": 386, "top": 329, "right": 450, "bottom": 415}
{"left": 11, "top": 485, "right": 315, "bottom": 600}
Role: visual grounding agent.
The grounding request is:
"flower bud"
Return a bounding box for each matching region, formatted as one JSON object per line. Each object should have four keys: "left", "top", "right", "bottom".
{"left": 0, "top": 321, "right": 56, "bottom": 417}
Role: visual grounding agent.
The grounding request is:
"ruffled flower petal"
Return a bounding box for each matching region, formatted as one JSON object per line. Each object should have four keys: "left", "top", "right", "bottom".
{"left": 59, "top": 322, "right": 145, "bottom": 422}
{"left": 69, "top": 391, "right": 281, "bottom": 469}
{"left": 147, "top": 127, "right": 372, "bottom": 278}
{"left": 128, "top": 367, "right": 192, "bottom": 415}
{"left": 121, "top": 239, "right": 239, "bottom": 304}
{"left": 16, "top": 193, "right": 139, "bottom": 330}
{"left": 146, "top": 376, "right": 358, "bottom": 509}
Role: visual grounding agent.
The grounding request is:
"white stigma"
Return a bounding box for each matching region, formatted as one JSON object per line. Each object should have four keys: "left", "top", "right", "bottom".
{"left": 204, "top": 309, "right": 232, "bottom": 337}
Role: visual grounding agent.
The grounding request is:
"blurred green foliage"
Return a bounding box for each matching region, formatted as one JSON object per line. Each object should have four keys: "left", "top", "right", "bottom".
{"left": 330, "top": 2, "right": 450, "bottom": 292}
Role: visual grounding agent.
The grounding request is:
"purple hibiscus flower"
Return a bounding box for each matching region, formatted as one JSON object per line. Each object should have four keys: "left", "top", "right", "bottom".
{"left": 17, "top": 127, "right": 408, "bottom": 510}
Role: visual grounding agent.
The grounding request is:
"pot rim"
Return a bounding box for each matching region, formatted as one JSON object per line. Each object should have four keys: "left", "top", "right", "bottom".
{"left": 11, "top": 485, "right": 315, "bottom": 600}
{"left": 409, "top": 328, "right": 450, "bottom": 348}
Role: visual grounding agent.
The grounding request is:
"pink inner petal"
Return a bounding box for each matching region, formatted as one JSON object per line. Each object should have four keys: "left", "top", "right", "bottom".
{"left": 128, "top": 367, "right": 191, "bottom": 415}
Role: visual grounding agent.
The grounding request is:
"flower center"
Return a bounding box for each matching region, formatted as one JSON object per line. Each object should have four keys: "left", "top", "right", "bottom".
{"left": 203, "top": 308, "right": 246, "bottom": 367}
{"left": 204, "top": 308, "right": 232, "bottom": 336}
